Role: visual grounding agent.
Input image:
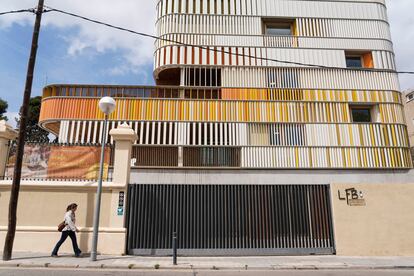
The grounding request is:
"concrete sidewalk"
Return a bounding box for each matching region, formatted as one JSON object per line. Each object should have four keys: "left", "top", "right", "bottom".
{"left": 1, "top": 253, "right": 414, "bottom": 271}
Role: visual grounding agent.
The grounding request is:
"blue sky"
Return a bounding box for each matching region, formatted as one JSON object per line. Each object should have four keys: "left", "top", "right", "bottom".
{"left": 0, "top": 0, "right": 156, "bottom": 123}
{"left": 0, "top": 25, "right": 151, "bottom": 115}
{"left": 1, "top": 0, "right": 414, "bottom": 124}
{"left": 0, "top": 18, "right": 155, "bottom": 122}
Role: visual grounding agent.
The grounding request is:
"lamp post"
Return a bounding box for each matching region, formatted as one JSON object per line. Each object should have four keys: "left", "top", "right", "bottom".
{"left": 90, "top": 97, "right": 116, "bottom": 261}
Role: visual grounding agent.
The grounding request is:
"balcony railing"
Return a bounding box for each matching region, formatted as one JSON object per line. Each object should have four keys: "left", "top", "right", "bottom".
{"left": 42, "top": 84, "right": 403, "bottom": 104}
{"left": 43, "top": 85, "right": 231, "bottom": 100}
{"left": 183, "top": 147, "right": 241, "bottom": 167}
{"left": 131, "top": 145, "right": 241, "bottom": 168}
{"left": 263, "top": 36, "right": 298, "bottom": 48}
{"left": 131, "top": 146, "right": 179, "bottom": 167}
{"left": 130, "top": 145, "right": 413, "bottom": 169}
{"left": 411, "top": 147, "right": 414, "bottom": 166}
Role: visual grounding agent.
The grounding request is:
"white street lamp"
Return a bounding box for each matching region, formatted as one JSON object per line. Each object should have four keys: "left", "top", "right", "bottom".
{"left": 91, "top": 97, "right": 116, "bottom": 261}
{"left": 98, "top": 97, "right": 116, "bottom": 116}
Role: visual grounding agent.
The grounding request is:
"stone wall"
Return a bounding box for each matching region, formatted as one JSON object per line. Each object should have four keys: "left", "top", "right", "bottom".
{"left": 0, "top": 181, "right": 126, "bottom": 255}
{"left": 331, "top": 183, "right": 414, "bottom": 256}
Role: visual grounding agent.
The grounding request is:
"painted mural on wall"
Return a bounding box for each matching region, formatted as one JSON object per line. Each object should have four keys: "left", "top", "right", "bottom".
{"left": 6, "top": 144, "right": 110, "bottom": 180}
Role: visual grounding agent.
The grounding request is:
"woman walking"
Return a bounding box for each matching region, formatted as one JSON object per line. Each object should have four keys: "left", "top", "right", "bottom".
{"left": 51, "top": 203, "right": 82, "bottom": 257}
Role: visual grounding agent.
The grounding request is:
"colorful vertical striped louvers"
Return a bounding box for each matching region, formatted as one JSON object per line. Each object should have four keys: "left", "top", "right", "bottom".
{"left": 39, "top": 0, "right": 413, "bottom": 169}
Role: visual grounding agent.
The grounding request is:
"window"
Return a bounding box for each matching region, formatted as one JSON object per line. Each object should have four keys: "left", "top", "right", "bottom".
{"left": 263, "top": 19, "right": 294, "bottom": 36}
{"left": 346, "top": 56, "right": 363, "bottom": 68}
{"left": 267, "top": 70, "right": 299, "bottom": 89}
{"left": 350, "top": 107, "right": 372, "bottom": 123}
{"left": 266, "top": 24, "right": 292, "bottom": 36}
{"left": 183, "top": 147, "right": 240, "bottom": 167}
{"left": 184, "top": 68, "right": 221, "bottom": 87}
{"left": 345, "top": 52, "right": 374, "bottom": 68}
{"left": 270, "top": 124, "right": 305, "bottom": 146}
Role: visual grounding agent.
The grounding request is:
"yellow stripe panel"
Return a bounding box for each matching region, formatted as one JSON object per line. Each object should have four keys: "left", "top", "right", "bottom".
{"left": 242, "top": 147, "right": 412, "bottom": 169}
{"left": 221, "top": 88, "right": 402, "bottom": 102}
{"left": 39, "top": 98, "right": 406, "bottom": 124}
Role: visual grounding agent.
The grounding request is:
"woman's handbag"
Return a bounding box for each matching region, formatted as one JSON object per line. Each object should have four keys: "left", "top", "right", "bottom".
{"left": 57, "top": 221, "right": 66, "bottom": 232}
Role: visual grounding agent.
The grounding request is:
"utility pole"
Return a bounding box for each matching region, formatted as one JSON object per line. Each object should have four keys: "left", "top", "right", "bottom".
{"left": 3, "top": 0, "right": 45, "bottom": 261}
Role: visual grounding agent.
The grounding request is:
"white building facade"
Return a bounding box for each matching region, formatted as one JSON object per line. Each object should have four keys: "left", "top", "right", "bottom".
{"left": 152, "top": 0, "right": 411, "bottom": 169}
{"left": 35, "top": 0, "right": 414, "bottom": 256}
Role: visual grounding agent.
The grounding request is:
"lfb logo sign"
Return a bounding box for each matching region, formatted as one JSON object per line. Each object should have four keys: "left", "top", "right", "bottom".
{"left": 338, "top": 188, "right": 366, "bottom": 206}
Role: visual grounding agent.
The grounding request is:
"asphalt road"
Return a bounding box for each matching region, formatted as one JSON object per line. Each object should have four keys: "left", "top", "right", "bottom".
{"left": 1, "top": 269, "right": 414, "bottom": 276}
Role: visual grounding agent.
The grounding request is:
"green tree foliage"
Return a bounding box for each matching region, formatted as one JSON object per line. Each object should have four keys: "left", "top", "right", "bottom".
{"left": 17, "top": 96, "right": 50, "bottom": 142}
{"left": 0, "top": 98, "right": 8, "bottom": 121}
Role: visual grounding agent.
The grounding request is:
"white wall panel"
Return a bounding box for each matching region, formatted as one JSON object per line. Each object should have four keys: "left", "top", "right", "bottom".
{"left": 157, "top": 0, "right": 387, "bottom": 19}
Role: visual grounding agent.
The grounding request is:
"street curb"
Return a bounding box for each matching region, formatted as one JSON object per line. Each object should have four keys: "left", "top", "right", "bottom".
{"left": 46, "top": 264, "right": 80, "bottom": 269}
{"left": 101, "top": 265, "right": 134, "bottom": 270}
{"left": 1, "top": 262, "right": 414, "bottom": 271}
{"left": 0, "top": 263, "right": 19, "bottom": 267}
{"left": 393, "top": 266, "right": 414, "bottom": 270}
{"left": 313, "top": 265, "right": 349, "bottom": 270}
{"left": 16, "top": 263, "right": 46, "bottom": 268}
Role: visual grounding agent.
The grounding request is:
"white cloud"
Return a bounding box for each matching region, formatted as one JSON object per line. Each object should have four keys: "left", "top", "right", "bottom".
{"left": 0, "top": 0, "right": 156, "bottom": 71}
{"left": 104, "top": 64, "right": 151, "bottom": 82}
{"left": 67, "top": 38, "right": 90, "bottom": 56}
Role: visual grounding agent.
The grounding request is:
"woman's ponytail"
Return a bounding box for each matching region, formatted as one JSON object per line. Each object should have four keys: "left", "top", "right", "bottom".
{"left": 66, "top": 203, "right": 78, "bottom": 212}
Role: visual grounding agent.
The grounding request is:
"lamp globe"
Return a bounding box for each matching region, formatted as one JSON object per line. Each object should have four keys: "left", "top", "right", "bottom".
{"left": 98, "top": 97, "right": 116, "bottom": 115}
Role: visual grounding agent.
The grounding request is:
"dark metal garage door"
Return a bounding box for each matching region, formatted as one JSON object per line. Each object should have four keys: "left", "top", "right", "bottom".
{"left": 126, "top": 184, "right": 335, "bottom": 256}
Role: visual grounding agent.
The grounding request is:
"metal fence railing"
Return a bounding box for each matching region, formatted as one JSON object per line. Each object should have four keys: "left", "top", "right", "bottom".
{"left": 131, "top": 145, "right": 241, "bottom": 168}
{"left": 411, "top": 147, "right": 414, "bottom": 167}
{"left": 43, "top": 85, "right": 223, "bottom": 100}
{"left": 127, "top": 184, "right": 335, "bottom": 256}
{"left": 183, "top": 147, "right": 241, "bottom": 167}
{"left": 130, "top": 144, "right": 413, "bottom": 169}
{"left": 131, "top": 146, "right": 179, "bottom": 167}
